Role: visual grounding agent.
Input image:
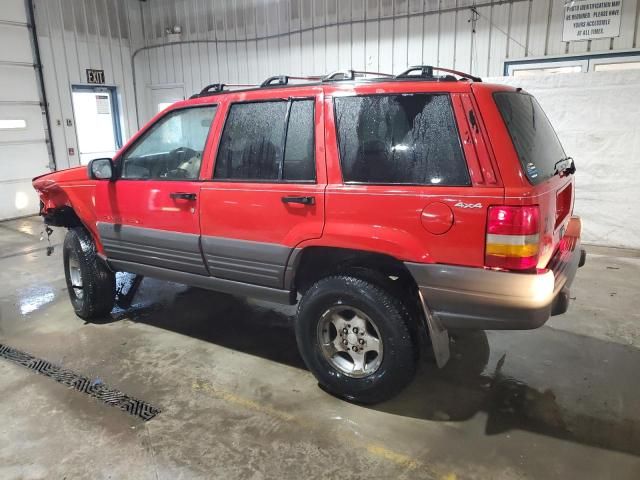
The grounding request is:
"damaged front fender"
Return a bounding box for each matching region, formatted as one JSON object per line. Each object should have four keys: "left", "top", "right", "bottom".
{"left": 32, "top": 166, "right": 104, "bottom": 254}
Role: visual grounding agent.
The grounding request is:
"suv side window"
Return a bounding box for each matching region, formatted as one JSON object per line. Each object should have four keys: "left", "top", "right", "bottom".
{"left": 334, "top": 94, "right": 469, "bottom": 185}
{"left": 214, "top": 99, "right": 315, "bottom": 182}
{"left": 121, "top": 106, "right": 217, "bottom": 180}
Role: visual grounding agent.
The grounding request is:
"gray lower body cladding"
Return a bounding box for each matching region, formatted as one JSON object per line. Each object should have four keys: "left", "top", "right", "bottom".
{"left": 200, "top": 235, "right": 291, "bottom": 289}
{"left": 405, "top": 221, "right": 584, "bottom": 330}
{"left": 107, "top": 259, "right": 294, "bottom": 304}
{"left": 97, "top": 223, "right": 296, "bottom": 302}
{"left": 98, "top": 222, "right": 207, "bottom": 275}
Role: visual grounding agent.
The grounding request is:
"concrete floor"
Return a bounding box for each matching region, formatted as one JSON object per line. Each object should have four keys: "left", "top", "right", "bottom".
{"left": 0, "top": 217, "right": 639, "bottom": 480}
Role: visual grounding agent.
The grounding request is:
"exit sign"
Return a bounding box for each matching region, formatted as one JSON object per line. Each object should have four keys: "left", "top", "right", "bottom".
{"left": 86, "top": 69, "right": 105, "bottom": 84}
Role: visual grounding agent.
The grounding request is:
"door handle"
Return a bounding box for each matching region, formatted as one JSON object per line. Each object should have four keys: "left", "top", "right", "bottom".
{"left": 281, "top": 196, "right": 315, "bottom": 205}
{"left": 170, "top": 192, "right": 197, "bottom": 201}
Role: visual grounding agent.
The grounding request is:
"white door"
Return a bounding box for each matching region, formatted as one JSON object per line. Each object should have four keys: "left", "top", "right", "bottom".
{"left": 71, "top": 88, "right": 120, "bottom": 165}
{"left": 0, "top": 0, "right": 51, "bottom": 220}
{"left": 150, "top": 85, "right": 185, "bottom": 118}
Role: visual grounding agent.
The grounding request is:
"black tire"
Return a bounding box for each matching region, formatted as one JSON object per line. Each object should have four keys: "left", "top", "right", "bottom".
{"left": 63, "top": 227, "right": 115, "bottom": 320}
{"left": 295, "top": 275, "right": 417, "bottom": 404}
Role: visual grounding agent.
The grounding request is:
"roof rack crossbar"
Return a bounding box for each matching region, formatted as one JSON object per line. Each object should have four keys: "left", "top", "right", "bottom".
{"left": 199, "top": 83, "right": 225, "bottom": 94}
{"left": 260, "top": 74, "right": 323, "bottom": 88}
{"left": 396, "top": 65, "right": 482, "bottom": 82}
{"left": 191, "top": 82, "right": 259, "bottom": 98}
{"left": 322, "top": 69, "right": 394, "bottom": 82}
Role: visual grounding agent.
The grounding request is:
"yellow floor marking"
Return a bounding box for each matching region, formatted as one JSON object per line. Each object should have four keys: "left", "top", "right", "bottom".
{"left": 366, "top": 443, "right": 420, "bottom": 470}
{"left": 193, "top": 380, "right": 297, "bottom": 423}
{"left": 191, "top": 379, "right": 448, "bottom": 477}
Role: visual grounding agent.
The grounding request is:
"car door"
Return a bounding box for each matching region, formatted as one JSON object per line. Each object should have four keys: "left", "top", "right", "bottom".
{"left": 94, "top": 104, "right": 218, "bottom": 275}
{"left": 199, "top": 89, "right": 325, "bottom": 289}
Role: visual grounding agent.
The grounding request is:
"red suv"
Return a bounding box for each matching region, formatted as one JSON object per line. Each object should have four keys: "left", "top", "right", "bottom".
{"left": 33, "top": 66, "right": 585, "bottom": 403}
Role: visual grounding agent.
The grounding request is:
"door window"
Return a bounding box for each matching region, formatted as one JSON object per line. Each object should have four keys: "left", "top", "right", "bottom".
{"left": 214, "top": 99, "right": 315, "bottom": 182}
{"left": 121, "top": 106, "right": 217, "bottom": 180}
{"left": 334, "top": 94, "right": 469, "bottom": 185}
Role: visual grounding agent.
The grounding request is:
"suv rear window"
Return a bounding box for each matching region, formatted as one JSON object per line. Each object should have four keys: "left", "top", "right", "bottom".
{"left": 334, "top": 94, "right": 469, "bottom": 185}
{"left": 494, "top": 92, "right": 567, "bottom": 185}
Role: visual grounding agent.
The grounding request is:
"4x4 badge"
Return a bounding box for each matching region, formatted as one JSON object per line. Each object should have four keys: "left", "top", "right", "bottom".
{"left": 454, "top": 201, "right": 483, "bottom": 209}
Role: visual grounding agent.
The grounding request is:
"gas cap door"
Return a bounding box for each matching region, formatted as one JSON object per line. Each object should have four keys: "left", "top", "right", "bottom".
{"left": 421, "top": 202, "right": 454, "bottom": 235}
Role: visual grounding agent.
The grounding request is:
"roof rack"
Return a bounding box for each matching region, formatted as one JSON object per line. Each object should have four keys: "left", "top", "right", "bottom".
{"left": 190, "top": 82, "right": 259, "bottom": 98}
{"left": 322, "top": 69, "right": 394, "bottom": 82}
{"left": 396, "top": 65, "right": 482, "bottom": 82}
{"left": 260, "top": 75, "right": 323, "bottom": 87}
{"left": 191, "top": 65, "right": 481, "bottom": 98}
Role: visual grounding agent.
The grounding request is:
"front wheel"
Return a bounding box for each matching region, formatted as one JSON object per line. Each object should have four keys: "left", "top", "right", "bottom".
{"left": 295, "top": 275, "right": 418, "bottom": 404}
{"left": 63, "top": 227, "right": 115, "bottom": 320}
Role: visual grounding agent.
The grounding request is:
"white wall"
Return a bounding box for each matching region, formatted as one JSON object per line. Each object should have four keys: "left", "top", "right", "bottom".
{"left": 487, "top": 70, "right": 640, "bottom": 250}
{"left": 133, "top": 0, "right": 640, "bottom": 115}
{"left": 33, "top": 0, "right": 144, "bottom": 170}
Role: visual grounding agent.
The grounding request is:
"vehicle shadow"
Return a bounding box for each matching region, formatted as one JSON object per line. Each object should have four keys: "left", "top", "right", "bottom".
{"left": 112, "top": 278, "right": 640, "bottom": 458}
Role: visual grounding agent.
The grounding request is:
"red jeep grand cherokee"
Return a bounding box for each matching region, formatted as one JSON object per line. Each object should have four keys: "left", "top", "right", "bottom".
{"left": 33, "top": 66, "right": 585, "bottom": 403}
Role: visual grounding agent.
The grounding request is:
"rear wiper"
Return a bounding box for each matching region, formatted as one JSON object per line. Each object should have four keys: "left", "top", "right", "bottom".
{"left": 554, "top": 157, "right": 576, "bottom": 176}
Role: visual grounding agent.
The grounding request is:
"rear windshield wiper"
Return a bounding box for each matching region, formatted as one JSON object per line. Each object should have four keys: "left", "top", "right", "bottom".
{"left": 554, "top": 157, "right": 576, "bottom": 176}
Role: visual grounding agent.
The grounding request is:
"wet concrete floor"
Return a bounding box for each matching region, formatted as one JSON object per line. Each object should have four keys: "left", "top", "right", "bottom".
{"left": 0, "top": 216, "right": 639, "bottom": 479}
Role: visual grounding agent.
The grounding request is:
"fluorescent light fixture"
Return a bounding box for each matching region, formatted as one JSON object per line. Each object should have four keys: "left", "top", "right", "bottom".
{"left": 0, "top": 119, "right": 26, "bottom": 129}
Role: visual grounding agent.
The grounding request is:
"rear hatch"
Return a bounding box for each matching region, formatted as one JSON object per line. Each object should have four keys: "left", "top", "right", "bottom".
{"left": 492, "top": 90, "right": 575, "bottom": 269}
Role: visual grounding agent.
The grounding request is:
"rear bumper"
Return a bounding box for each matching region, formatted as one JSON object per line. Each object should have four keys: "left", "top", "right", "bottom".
{"left": 406, "top": 216, "right": 585, "bottom": 330}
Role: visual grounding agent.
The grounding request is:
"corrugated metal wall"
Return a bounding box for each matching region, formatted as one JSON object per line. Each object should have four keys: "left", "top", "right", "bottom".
{"left": 33, "top": 0, "right": 143, "bottom": 169}
{"left": 30, "top": 0, "right": 640, "bottom": 152}
{"left": 134, "top": 0, "right": 640, "bottom": 120}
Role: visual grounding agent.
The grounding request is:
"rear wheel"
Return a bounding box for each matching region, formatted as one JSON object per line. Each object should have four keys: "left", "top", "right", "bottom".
{"left": 63, "top": 227, "right": 115, "bottom": 320}
{"left": 295, "top": 275, "right": 417, "bottom": 404}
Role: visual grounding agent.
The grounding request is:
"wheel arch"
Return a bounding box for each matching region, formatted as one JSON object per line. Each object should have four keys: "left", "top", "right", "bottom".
{"left": 290, "top": 246, "right": 419, "bottom": 296}
{"left": 35, "top": 181, "right": 104, "bottom": 253}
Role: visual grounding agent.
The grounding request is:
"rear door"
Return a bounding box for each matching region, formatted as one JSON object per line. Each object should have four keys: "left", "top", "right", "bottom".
{"left": 199, "top": 88, "right": 325, "bottom": 289}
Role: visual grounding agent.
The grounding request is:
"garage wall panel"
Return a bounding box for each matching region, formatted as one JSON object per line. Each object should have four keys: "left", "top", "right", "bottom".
{"left": 614, "top": 0, "right": 638, "bottom": 50}
{"left": 33, "top": 0, "right": 142, "bottom": 167}
{"left": 0, "top": 24, "right": 34, "bottom": 63}
{"left": 0, "top": 67, "right": 39, "bottom": 102}
{"left": 133, "top": 0, "right": 640, "bottom": 102}
{"left": 407, "top": 14, "right": 423, "bottom": 66}
{"left": 2, "top": 0, "right": 28, "bottom": 22}
{"left": 0, "top": 105, "right": 46, "bottom": 144}
{"left": 0, "top": 143, "right": 50, "bottom": 180}
{"left": 422, "top": 11, "right": 439, "bottom": 66}
{"left": 0, "top": 0, "right": 50, "bottom": 220}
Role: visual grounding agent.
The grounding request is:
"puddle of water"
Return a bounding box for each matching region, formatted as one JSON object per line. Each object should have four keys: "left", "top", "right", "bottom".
{"left": 17, "top": 286, "right": 56, "bottom": 315}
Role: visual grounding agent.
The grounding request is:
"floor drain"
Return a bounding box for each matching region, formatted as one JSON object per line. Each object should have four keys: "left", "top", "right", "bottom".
{"left": 0, "top": 343, "right": 160, "bottom": 421}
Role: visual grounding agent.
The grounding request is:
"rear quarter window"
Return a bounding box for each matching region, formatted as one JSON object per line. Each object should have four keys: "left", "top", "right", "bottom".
{"left": 333, "top": 94, "right": 470, "bottom": 185}
{"left": 494, "top": 91, "right": 567, "bottom": 185}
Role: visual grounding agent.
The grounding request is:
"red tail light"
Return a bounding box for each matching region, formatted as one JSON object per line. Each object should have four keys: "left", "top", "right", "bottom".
{"left": 485, "top": 205, "right": 540, "bottom": 270}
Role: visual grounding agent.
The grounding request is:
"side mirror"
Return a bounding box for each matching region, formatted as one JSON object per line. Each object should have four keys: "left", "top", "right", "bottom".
{"left": 88, "top": 158, "right": 115, "bottom": 181}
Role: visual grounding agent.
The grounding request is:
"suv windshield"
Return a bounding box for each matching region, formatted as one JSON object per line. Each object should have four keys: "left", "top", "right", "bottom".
{"left": 494, "top": 92, "right": 566, "bottom": 185}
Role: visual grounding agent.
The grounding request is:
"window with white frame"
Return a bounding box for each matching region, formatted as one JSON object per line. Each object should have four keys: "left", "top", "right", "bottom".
{"left": 505, "top": 52, "right": 640, "bottom": 76}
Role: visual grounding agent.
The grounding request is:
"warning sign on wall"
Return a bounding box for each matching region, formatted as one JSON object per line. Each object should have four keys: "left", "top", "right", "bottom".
{"left": 95, "top": 95, "right": 110, "bottom": 115}
{"left": 563, "top": 0, "right": 623, "bottom": 41}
